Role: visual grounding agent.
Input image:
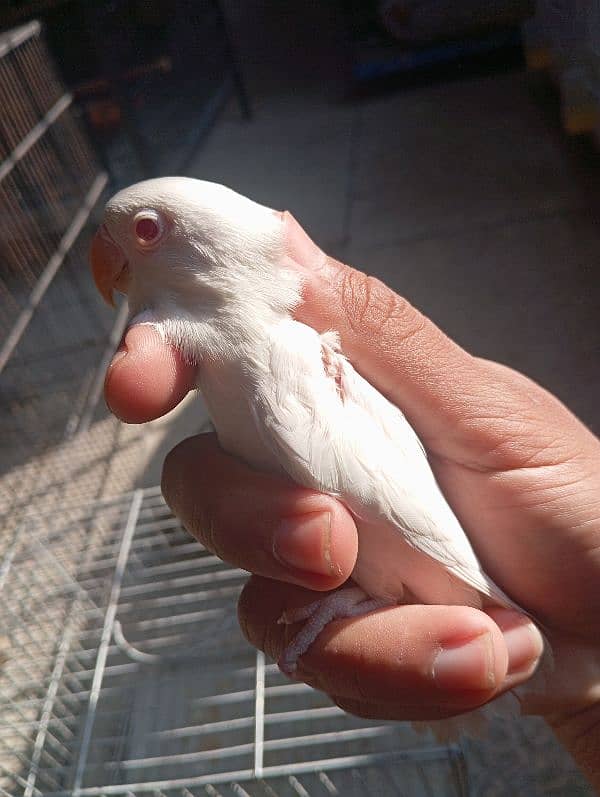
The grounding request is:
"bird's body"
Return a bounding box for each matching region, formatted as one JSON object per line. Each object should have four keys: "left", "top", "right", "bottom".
{"left": 200, "top": 315, "right": 518, "bottom": 614}
{"left": 91, "top": 176, "right": 527, "bottom": 674}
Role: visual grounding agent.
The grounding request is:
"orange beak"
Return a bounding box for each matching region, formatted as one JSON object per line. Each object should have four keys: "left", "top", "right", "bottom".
{"left": 90, "top": 225, "right": 129, "bottom": 307}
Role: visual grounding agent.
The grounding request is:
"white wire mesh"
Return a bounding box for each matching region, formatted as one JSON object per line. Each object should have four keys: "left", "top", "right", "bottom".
{"left": 0, "top": 21, "right": 124, "bottom": 540}
{"left": 0, "top": 488, "right": 469, "bottom": 797}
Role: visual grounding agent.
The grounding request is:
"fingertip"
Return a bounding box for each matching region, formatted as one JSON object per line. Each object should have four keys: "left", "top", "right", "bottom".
{"left": 273, "top": 498, "right": 358, "bottom": 591}
{"left": 104, "top": 324, "right": 196, "bottom": 423}
{"left": 486, "top": 608, "right": 545, "bottom": 686}
{"left": 298, "top": 603, "right": 510, "bottom": 712}
{"left": 431, "top": 613, "right": 507, "bottom": 696}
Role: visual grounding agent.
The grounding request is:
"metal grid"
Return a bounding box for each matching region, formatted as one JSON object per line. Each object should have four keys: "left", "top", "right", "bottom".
{"left": 0, "top": 21, "right": 126, "bottom": 530}
{"left": 0, "top": 488, "right": 469, "bottom": 797}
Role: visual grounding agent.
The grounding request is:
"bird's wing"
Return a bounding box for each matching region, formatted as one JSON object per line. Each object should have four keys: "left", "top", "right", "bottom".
{"left": 250, "top": 319, "right": 516, "bottom": 607}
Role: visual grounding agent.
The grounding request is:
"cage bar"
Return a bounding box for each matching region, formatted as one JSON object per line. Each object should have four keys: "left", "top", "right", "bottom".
{"left": 0, "top": 488, "right": 471, "bottom": 797}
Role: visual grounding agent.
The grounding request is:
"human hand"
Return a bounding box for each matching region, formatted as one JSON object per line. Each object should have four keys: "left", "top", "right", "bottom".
{"left": 104, "top": 212, "right": 600, "bottom": 788}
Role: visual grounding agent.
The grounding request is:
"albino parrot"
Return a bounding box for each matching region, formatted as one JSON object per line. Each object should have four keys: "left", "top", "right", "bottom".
{"left": 90, "top": 177, "right": 538, "bottom": 696}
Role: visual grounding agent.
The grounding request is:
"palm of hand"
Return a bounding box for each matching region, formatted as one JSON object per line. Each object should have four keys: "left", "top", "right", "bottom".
{"left": 427, "top": 361, "right": 600, "bottom": 713}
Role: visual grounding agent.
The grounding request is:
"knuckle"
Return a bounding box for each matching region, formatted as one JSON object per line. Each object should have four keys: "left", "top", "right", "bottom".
{"left": 338, "top": 268, "right": 370, "bottom": 329}
{"left": 161, "top": 436, "right": 197, "bottom": 511}
{"left": 238, "top": 578, "right": 283, "bottom": 661}
{"left": 161, "top": 434, "right": 229, "bottom": 559}
{"left": 339, "top": 269, "right": 427, "bottom": 346}
{"left": 160, "top": 448, "right": 180, "bottom": 511}
{"left": 185, "top": 496, "right": 231, "bottom": 564}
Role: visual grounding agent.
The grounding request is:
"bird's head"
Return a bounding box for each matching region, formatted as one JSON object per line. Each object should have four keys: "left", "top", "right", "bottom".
{"left": 91, "top": 177, "right": 300, "bottom": 355}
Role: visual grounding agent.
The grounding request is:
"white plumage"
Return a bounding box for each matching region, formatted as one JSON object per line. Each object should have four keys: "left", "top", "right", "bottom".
{"left": 98, "top": 176, "right": 528, "bottom": 675}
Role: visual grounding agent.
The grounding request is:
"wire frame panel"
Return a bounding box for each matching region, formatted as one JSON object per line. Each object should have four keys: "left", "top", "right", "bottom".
{"left": 0, "top": 488, "right": 470, "bottom": 797}
{"left": 0, "top": 22, "right": 122, "bottom": 529}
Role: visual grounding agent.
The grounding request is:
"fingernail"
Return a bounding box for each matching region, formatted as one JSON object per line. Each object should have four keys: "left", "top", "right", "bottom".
{"left": 108, "top": 330, "right": 129, "bottom": 373}
{"left": 494, "top": 610, "right": 544, "bottom": 675}
{"left": 109, "top": 347, "right": 128, "bottom": 370}
{"left": 433, "top": 632, "right": 496, "bottom": 691}
{"left": 273, "top": 511, "right": 334, "bottom": 576}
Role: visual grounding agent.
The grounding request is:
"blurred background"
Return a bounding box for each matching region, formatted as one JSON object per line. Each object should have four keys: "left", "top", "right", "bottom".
{"left": 0, "top": 2, "right": 598, "bottom": 796}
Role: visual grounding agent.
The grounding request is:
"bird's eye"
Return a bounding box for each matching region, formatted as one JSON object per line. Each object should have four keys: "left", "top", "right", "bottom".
{"left": 133, "top": 210, "right": 165, "bottom": 248}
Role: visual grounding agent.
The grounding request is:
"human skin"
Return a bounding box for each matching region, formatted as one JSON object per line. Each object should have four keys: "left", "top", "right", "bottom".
{"left": 104, "top": 213, "right": 600, "bottom": 791}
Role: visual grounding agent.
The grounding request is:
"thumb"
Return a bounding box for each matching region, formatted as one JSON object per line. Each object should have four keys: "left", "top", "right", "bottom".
{"left": 104, "top": 324, "right": 196, "bottom": 423}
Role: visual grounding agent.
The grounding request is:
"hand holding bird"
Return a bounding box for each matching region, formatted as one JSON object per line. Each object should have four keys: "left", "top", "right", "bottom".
{"left": 95, "top": 180, "right": 600, "bottom": 787}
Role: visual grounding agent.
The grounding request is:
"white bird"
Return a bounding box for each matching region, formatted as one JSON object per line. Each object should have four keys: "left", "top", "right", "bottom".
{"left": 90, "top": 176, "right": 531, "bottom": 681}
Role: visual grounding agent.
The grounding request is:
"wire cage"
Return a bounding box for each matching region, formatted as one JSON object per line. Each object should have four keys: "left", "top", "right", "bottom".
{"left": 0, "top": 21, "right": 127, "bottom": 534}
{"left": 0, "top": 488, "right": 470, "bottom": 797}
{"left": 0, "top": 1, "right": 252, "bottom": 508}
{"left": 0, "top": 10, "right": 250, "bottom": 533}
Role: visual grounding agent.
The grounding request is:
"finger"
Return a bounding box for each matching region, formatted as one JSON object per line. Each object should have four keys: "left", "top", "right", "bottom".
{"left": 104, "top": 324, "right": 196, "bottom": 423}
{"left": 330, "top": 696, "right": 461, "bottom": 722}
{"left": 238, "top": 576, "right": 544, "bottom": 716}
{"left": 162, "top": 435, "right": 358, "bottom": 591}
{"left": 282, "top": 213, "right": 590, "bottom": 470}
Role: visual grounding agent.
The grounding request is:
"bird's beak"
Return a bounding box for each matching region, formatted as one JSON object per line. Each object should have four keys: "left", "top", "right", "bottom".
{"left": 90, "top": 225, "right": 129, "bottom": 307}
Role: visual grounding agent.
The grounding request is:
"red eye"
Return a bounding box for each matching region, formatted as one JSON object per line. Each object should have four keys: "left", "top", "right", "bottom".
{"left": 136, "top": 217, "right": 159, "bottom": 241}
{"left": 133, "top": 210, "right": 164, "bottom": 247}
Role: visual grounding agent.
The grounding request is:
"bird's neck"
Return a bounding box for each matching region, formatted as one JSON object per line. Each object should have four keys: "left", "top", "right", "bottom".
{"left": 154, "top": 296, "right": 288, "bottom": 366}
{"left": 146, "top": 263, "right": 302, "bottom": 365}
